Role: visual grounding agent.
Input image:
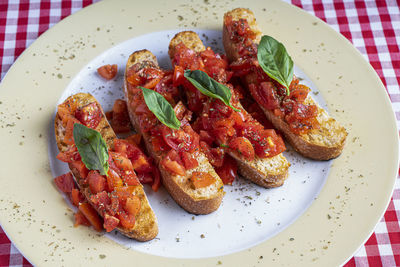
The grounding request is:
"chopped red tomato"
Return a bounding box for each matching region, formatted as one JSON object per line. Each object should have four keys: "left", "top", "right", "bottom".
{"left": 125, "top": 195, "right": 141, "bottom": 216}
{"left": 90, "top": 191, "right": 111, "bottom": 215}
{"left": 104, "top": 214, "right": 120, "bottom": 232}
{"left": 87, "top": 170, "right": 106, "bottom": 194}
{"left": 258, "top": 82, "right": 280, "bottom": 110}
{"left": 121, "top": 170, "right": 140, "bottom": 186}
{"left": 113, "top": 186, "right": 135, "bottom": 202}
{"left": 200, "top": 141, "right": 224, "bottom": 168}
{"left": 190, "top": 172, "right": 215, "bottom": 189}
{"left": 161, "top": 157, "right": 185, "bottom": 176}
{"left": 110, "top": 152, "right": 133, "bottom": 171}
{"left": 125, "top": 133, "right": 141, "bottom": 146}
{"left": 56, "top": 146, "right": 80, "bottom": 163}
{"left": 229, "top": 137, "right": 255, "bottom": 161}
{"left": 118, "top": 211, "right": 136, "bottom": 229}
{"left": 54, "top": 172, "right": 75, "bottom": 193}
{"left": 64, "top": 117, "right": 81, "bottom": 145}
{"left": 70, "top": 188, "right": 83, "bottom": 207}
{"left": 75, "top": 102, "right": 102, "bottom": 129}
{"left": 161, "top": 125, "right": 198, "bottom": 153}
{"left": 215, "top": 155, "right": 237, "bottom": 185}
{"left": 70, "top": 160, "right": 89, "bottom": 179}
{"left": 180, "top": 151, "right": 198, "bottom": 170}
{"left": 74, "top": 210, "right": 91, "bottom": 227}
{"left": 57, "top": 104, "right": 73, "bottom": 126}
{"left": 106, "top": 169, "right": 124, "bottom": 191}
{"left": 289, "top": 84, "right": 310, "bottom": 102}
{"left": 173, "top": 65, "right": 185, "bottom": 86}
{"left": 151, "top": 167, "right": 161, "bottom": 192}
{"left": 199, "top": 130, "right": 214, "bottom": 145}
{"left": 79, "top": 202, "right": 103, "bottom": 232}
{"left": 97, "top": 64, "right": 118, "bottom": 80}
{"left": 114, "top": 139, "right": 152, "bottom": 173}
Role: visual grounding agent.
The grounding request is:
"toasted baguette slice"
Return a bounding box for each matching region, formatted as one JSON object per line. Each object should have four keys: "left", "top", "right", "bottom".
{"left": 223, "top": 8, "right": 347, "bottom": 160}
{"left": 169, "top": 31, "right": 290, "bottom": 188}
{"left": 55, "top": 93, "right": 158, "bottom": 241}
{"left": 124, "top": 50, "right": 225, "bottom": 214}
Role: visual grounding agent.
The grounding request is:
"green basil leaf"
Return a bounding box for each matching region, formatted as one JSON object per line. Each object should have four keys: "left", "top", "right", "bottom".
{"left": 184, "top": 70, "right": 240, "bottom": 112}
{"left": 140, "top": 86, "right": 181, "bottom": 130}
{"left": 73, "top": 123, "right": 109, "bottom": 176}
{"left": 257, "top": 35, "right": 294, "bottom": 95}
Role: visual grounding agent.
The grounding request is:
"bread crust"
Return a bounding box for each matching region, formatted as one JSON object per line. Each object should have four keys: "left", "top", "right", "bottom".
{"left": 124, "top": 50, "right": 225, "bottom": 215}
{"left": 169, "top": 31, "right": 290, "bottom": 188}
{"left": 55, "top": 93, "right": 158, "bottom": 241}
{"left": 223, "top": 8, "right": 347, "bottom": 160}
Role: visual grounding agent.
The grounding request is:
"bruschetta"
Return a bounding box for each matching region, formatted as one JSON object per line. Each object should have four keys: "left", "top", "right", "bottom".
{"left": 168, "top": 31, "right": 290, "bottom": 188}
{"left": 123, "top": 50, "right": 225, "bottom": 214}
{"left": 223, "top": 8, "right": 347, "bottom": 160}
{"left": 55, "top": 93, "right": 158, "bottom": 241}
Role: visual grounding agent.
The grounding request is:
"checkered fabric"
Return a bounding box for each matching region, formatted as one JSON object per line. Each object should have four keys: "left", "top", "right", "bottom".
{"left": 0, "top": 0, "right": 399, "bottom": 266}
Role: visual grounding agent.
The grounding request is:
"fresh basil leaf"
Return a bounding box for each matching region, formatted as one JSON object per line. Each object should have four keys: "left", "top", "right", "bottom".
{"left": 257, "top": 35, "right": 294, "bottom": 95}
{"left": 140, "top": 86, "right": 181, "bottom": 130}
{"left": 184, "top": 70, "right": 240, "bottom": 112}
{"left": 73, "top": 123, "right": 109, "bottom": 176}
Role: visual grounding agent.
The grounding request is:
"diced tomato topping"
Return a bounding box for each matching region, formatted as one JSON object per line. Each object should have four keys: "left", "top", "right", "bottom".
{"left": 257, "top": 82, "right": 280, "bottom": 110}
{"left": 90, "top": 191, "right": 111, "bottom": 215}
{"left": 75, "top": 102, "right": 102, "bottom": 129}
{"left": 56, "top": 146, "right": 80, "bottom": 163}
{"left": 70, "top": 188, "right": 83, "bottom": 207}
{"left": 126, "top": 72, "right": 142, "bottom": 86}
{"left": 57, "top": 104, "right": 73, "bottom": 126}
{"left": 54, "top": 172, "right": 75, "bottom": 193}
{"left": 173, "top": 65, "right": 185, "bottom": 86}
{"left": 121, "top": 170, "right": 140, "bottom": 186}
{"left": 125, "top": 195, "right": 141, "bottom": 216}
{"left": 118, "top": 211, "right": 136, "bottom": 229}
{"left": 137, "top": 172, "right": 153, "bottom": 185}
{"left": 143, "top": 77, "right": 161, "bottom": 89}
{"left": 125, "top": 134, "right": 141, "bottom": 146}
{"left": 114, "top": 139, "right": 152, "bottom": 174}
{"left": 229, "top": 137, "right": 255, "bottom": 161}
{"left": 87, "top": 170, "right": 106, "bottom": 194}
{"left": 104, "top": 214, "right": 120, "bottom": 232}
{"left": 161, "top": 157, "right": 185, "bottom": 176}
{"left": 151, "top": 167, "right": 161, "bottom": 192}
{"left": 190, "top": 172, "right": 215, "bottom": 189}
{"left": 174, "top": 101, "right": 192, "bottom": 122}
{"left": 97, "top": 64, "right": 118, "bottom": 80}
{"left": 172, "top": 43, "right": 204, "bottom": 71}
{"left": 161, "top": 125, "right": 199, "bottom": 153}
{"left": 79, "top": 202, "right": 103, "bottom": 232}
{"left": 199, "top": 130, "right": 214, "bottom": 145}
{"left": 200, "top": 141, "right": 224, "bottom": 168}
{"left": 107, "top": 169, "right": 124, "bottom": 191}
{"left": 70, "top": 160, "right": 89, "bottom": 179}
{"left": 289, "top": 84, "right": 310, "bottom": 103}
{"left": 180, "top": 151, "right": 199, "bottom": 170}
{"left": 113, "top": 186, "right": 135, "bottom": 202}
{"left": 215, "top": 155, "right": 237, "bottom": 185}
{"left": 110, "top": 152, "right": 133, "bottom": 171}
{"left": 64, "top": 117, "right": 81, "bottom": 145}
{"left": 74, "top": 211, "right": 91, "bottom": 227}
{"left": 107, "top": 193, "right": 120, "bottom": 216}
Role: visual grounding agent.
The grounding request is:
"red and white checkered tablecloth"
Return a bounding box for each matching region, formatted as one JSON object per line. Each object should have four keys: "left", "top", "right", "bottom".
{"left": 0, "top": 0, "right": 399, "bottom": 266}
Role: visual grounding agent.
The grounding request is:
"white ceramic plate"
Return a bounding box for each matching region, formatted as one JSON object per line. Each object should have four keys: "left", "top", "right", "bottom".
{"left": 0, "top": 0, "right": 398, "bottom": 266}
